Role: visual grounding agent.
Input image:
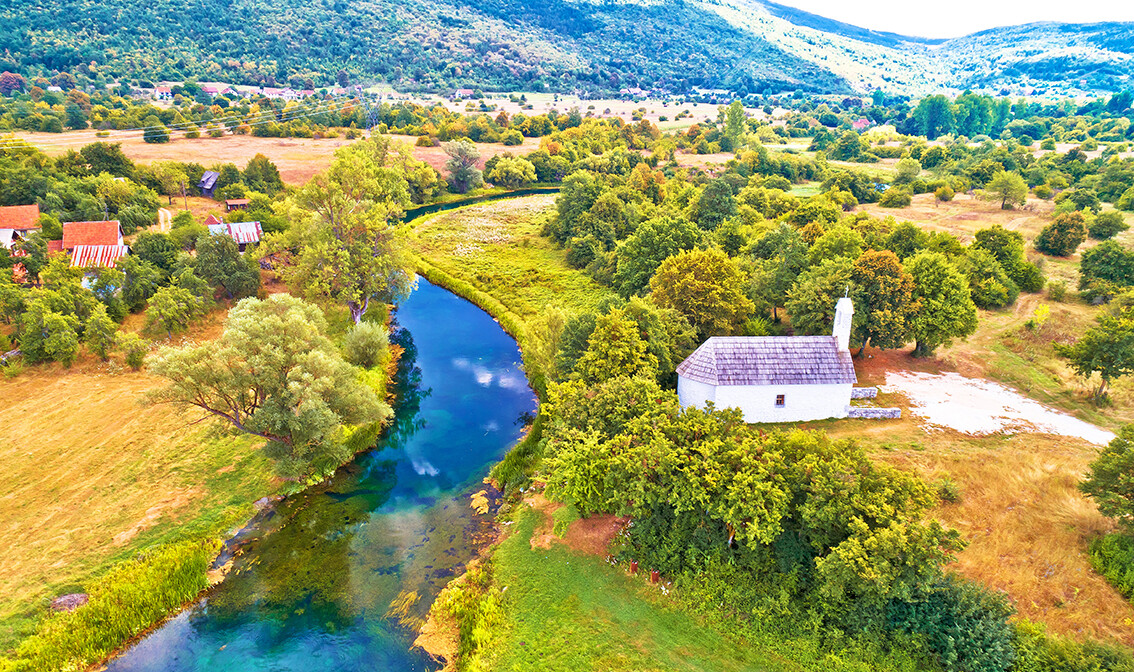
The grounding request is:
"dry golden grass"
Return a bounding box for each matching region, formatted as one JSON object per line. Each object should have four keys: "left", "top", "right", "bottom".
{"left": 0, "top": 309, "right": 276, "bottom": 649}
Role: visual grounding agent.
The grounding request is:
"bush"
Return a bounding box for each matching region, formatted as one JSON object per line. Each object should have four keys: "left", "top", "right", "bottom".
{"left": 415, "top": 135, "right": 436, "bottom": 147}
{"left": 1013, "top": 620, "right": 1134, "bottom": 672}
{"left": 342, "top": 320, "right": 389, "bottom": 369}
{"left": 1090, "top": 212, "right": 1130, "bottom": 240}
{"left": 118, "top": 333, "right": 148, "bottom": 370}
{"left": 1047, "top": 280, "right": 1068, "bottom": 302}
{"left": 501, "top": 129, "right": 524, "bottom": 146}
{"left": 934, "top": 186, "right": 955, "bottom": 202}
{"left": 879, "top": 188, "right": 911, "bottom": 208}
{"left": 1035, "top": 212, "right": 1088, "bottom": 257}
{"left": 1034, "top": 184, "right": 1054, "bottom": 199}
{"left": 1089, "top": 533, "right": 1134, "bottom": 599}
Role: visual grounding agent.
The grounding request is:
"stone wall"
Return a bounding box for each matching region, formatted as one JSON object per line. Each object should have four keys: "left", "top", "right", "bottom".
{"left": 851, "top": 387, "right": 878, "bottom": 399}
{"left": 847, "top": 407, "right": 902, "bottom": 419}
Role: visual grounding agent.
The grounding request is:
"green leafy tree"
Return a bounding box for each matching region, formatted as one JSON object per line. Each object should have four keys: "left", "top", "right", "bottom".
{"left": 242, "top": 154, "right": 285, "bottom": 195}
{"left": 906, "top": 251, "right": 978, "bottom": 357}
{"left": 574, "top": 308, "right": 659, "bottom": 384}
{"left": 751, "top": 223, "right": 810, "bottom": 321}
{"left": 118, "top": 255, "right": 163, "bottom": 313}
{"left": 851, "top": 250, "right": 917, "bottom": 352}
{"left": 142, "top": 115, "right": 170, "bottom": 144}
{"left": 146, "top": 285, "right": 206, "bottom": 338}
{"left": 1090, "top": 212, "right": 1130, "bottom": 240}
{"left": 150, "top": 160, "right": 187, "bottom": 205}
{"left": 613, "top": 216, "right": 701, "bottom": 298}
{"left": 196, "top": 234, "right": 260, "bottom": 299}
{"left": 985, "top": 172, "right": 1028, "bottom": 210}
{"left": 0, "top": 274, "right": 26, "bottom": 324}
{"left": 1080, "top": 426, "right": 1134, "bottom": 529}
{"left": 19, "top": 299, "right": 80, "bottom": 365}
{"left": 650, "top": 248, "right": 754, "bottom": 337}
{"left": 273, "top": 140, "right": 415, "bottom": 323}
{"left": 342, "top": 321, "right": 389, "bottom": 369}
{"left": 118, "top": 332, "right": 148, "bottom": 369}
{"left": 723, "top": 100, "right": 746, "bottom": 149}
{"left": 1055, "top": 310, "right": 1134, "bottom": 400}
{"left": 443, "top": 140, "right": 483, "bottom": 194}
{"left": 132, "top": 232, "right": 179, "bottom": 274}
{"left": 147, "top": 294, "right": 391, "bottom": 480}
{"left": 84, "top": 303, "right": 117, "bottom": 360}
{"left": 912, "top": 95, "right": 955, "bottom": 140}
{"left": 810, "top": 224, "right": 864, "bottom": 264}
{"left": 1080, "top": 240, "right": 1134, "bottom": 288}
{"left": 1035, "top": 211, "right": 1088, "bottom": 257}
{"left": 689, "top": 179, "right": 737, "bottom": 230}
{"left": 962, "top": 247, "right": 1020, "bottom": 309}
{"left": 487, "top": 156, "right": 537, "bottom": 189}
{"left": 786, "top": 257, "right": 855, "bottom": 337}
{"left": 893, "top": 157, "right": 921, "bottom": 185}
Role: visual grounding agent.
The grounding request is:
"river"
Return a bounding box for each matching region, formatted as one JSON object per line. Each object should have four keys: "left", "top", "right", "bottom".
{"left": 104, "top": 278, "right": 538, "bottom": 672}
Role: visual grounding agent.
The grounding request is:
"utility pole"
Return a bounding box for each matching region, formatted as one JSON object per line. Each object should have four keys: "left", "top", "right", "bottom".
{"left": 181, "top": 180, "right": 188, "bottom": 211}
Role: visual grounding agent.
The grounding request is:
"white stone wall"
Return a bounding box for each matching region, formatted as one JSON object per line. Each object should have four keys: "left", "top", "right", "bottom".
{"left": 678, "top": 376, "right": 851, "bottom": 423}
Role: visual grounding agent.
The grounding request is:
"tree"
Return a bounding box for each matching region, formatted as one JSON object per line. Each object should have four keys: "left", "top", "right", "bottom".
{"left": 147, "top": 285, "right": 206, "bottom": 338}
{"left": 242, "top": 154, "right": 284, "bottom": 195}
{"left": 487, "top": 156, "right": 536, "bottom": 189}
{"left": 196, "top": 234, "right": 260, "bottom": 299}
{"left": 1035, "top": 211, "right": 1088, "bottom": 257}
{"left": 1080, "top": 241, "right": 1134, "bottom": 288}
{"left": 984, "top": 172, "right": 1027, "bottom": 210}
{"left": 0, "top": 71, "right": 26, "bottom": 96}
{"left": 79, "top": 142, "right": 135, "bottom": 178}
{"left": 443, "top": 140, "right": 483, "bottom": 194}
{"left": 613, "top": 216, "right": 701, "bottom": 298}
{"left": 690, "top": 179, "right": 737, "bottom": 230}
{"left": 851, "top": 250, "right": 917, "bottom": 352}
{"left": 962, "top": 248, "right": 1020, "bottom": 309}
{"left": 1080, "top": 426, "right": 1134, "bottom": 530}
{"left": 810, "top": 225, "right": 864, "bottom": 264}
{"left": 723, "top": 100, "right": 746, "bottom": 149}
{"left": 142, "top": 115, "right": 170, "bottom": 144}
{"left": 894, "top": 157, "right": 921, "bottom": 185}
{"left": 18, "top": 299, "right": 80, "bottom": 365}
{"left": 151, "top": 160, "right": 187, "bottom": 205}
{"left": 132, "top": 232, "right": 179, "bottom": 274}
{"left": 147, "top": 294, "right": 391, "bottom": 480}
{"left": 118, "top": 255, "right": 163, "bottom": 312}
{"left": 1090, "top": 212, "right": 1129, "bottom": 240}
{"left": 786, "top": 257, "right": 855, "bottom": 337}
{"left": 574, "top": 308, "right": 659, "bottom": 384}
{"left": 273, "top": 138, "right": 415, "bottom": 323}
{"left": 118, "top": 332, "right": 148, "bottom": 369}
{"left": 751, "top": 223, "right": 810, "bottom": 321}
{"left": 85, "top": 303, "right": 117, "bottom": 360}
{"left": 912, "top": 95, "right": 955, "bottom": 140}
{"left": 906, "top": 251, "right": 978, "bottom": 357}
{"left": 1055, "top": 310, "right": 1134, "bottom": 400}
{"left": 650, "top": 249, "right": 754, "bottom": 337}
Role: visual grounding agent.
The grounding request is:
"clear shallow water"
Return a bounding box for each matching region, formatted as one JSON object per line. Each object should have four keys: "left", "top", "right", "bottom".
{"left": 105, "top": 278, "right": 538, "bottom": 672}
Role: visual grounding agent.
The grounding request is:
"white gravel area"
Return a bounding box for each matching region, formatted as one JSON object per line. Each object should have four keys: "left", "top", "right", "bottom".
{"left": 882, "top": 371, "right": 1115, "bottom": 445}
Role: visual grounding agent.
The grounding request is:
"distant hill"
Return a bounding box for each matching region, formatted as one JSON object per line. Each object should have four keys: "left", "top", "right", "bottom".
{"left": 0, "top": 0, "right": 1129, "bottom": 96}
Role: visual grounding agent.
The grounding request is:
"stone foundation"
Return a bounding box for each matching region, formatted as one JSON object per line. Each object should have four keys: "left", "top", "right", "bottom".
{"left": 851, "top": 387, "right": 878, "bottom": 399}
{"left": 847, "top": 407, "right": 901, "bottom": 419}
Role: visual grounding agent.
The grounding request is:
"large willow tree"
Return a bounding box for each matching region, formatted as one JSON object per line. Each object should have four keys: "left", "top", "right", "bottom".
{"left": 148, "top": 294, "right": 390, "bottom": 480}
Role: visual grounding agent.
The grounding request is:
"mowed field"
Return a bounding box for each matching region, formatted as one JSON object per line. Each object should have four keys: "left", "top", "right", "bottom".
{"left": 0, "top": 311, "right": 277, "bottom": 650}
{"left": 12, "top": 131, "right": 544, "bottom": 186}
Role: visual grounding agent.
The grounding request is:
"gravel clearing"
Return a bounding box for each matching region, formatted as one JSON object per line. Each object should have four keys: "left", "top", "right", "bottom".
{"left": 883, "top": 371, "right": 1115, "bottom": 445}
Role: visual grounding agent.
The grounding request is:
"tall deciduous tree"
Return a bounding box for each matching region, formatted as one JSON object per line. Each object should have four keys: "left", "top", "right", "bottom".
{"left": 850, "top": 250, "right": 916, "bottom": 353}
{"left": 985, "top": 172, "right": 1027, "bottom": 210}
{"left": 148, "top": 294, "right": 391, "bottom": 479}
{"left": 443, "top": 140, "right": 483, "bottom": 194}
{"left": 196, "top": 234, "right": 260, "bottom": 300}
{"left": 272, "top": 138, "right": 415, "bottom": 323}
{"left": 1035, "top": 211, "right": 1088, "bottom": 257}
{"left": 906, "top": 251, "right": 978, "bottom": 357}
{"left": 1081, "top": 426, "right": 1134, "bottom": 529}
{"left": 613, "top": 215, "right": 701, "bottom": 298}
{"left": 650, "top": 248, "right": 754, "bottom": 337}
{"left": 574, "top": 307, "right": 659, "bottom": 384}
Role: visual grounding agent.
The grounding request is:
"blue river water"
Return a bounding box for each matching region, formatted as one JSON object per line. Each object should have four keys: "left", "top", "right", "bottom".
{"left": 104, "top": 278, "right": 538, "bottom": 672}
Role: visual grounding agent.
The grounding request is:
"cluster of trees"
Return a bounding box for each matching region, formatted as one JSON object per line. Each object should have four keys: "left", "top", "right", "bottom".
{"left": 543, "top": 160, "right": 1044, "bottom": 357}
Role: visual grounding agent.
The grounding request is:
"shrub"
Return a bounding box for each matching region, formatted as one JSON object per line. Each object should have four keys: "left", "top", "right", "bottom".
{"left": 1035, "top": 212, "right": 1088, "bottom": 257}
{"left": 501, "top": 129, "right": 524, "bottom": 146}
{"left": 118, "top": 332, "right": 148, "bottom": 370}
{"left": 934, "top": 186, "right": 955, "bottom": 202}
{"left": 1089, "top": 533, "right": 1134, "bottom": 598}
{"left": 415, "top": 135, "right": 436, "bottom": 147}
{"left": 1033, "top": 184, "right": 1054, "bottom": 199}
{"left": 342, "top": 320, "right": 389, "bottom": 369}
{"left": 1047, "top": 280, "right": 1068, "bottom": 302}
{"left": 1090, "top": 212, "right": 1130, "bottom": 240}
{"left": 879, "top": 188, "right": 912, "bottom": 208}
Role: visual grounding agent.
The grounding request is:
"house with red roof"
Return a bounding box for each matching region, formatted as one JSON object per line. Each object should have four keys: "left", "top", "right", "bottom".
{"left": 154, "top": 86, "right": 173, "bottom": 100}
{"left": 61, "top": 220, "right": 128, "bottom": 269}
{"left": 0, "top": 204, "right": 41, "bottom": 249}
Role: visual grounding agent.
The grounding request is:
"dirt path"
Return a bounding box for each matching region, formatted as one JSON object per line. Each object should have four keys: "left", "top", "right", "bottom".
{"left": 157, "top": 208, "right": 172, "bottom": 232}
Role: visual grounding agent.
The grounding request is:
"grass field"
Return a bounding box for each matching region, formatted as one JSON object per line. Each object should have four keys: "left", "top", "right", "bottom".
{"left": 11, "top": 131, "right": 543, "bottom": 186}
{"left": 0, "top": 309, "right": 279, "bottom": 652}
{"left": 408, "top": 194, "right": 615, "bottom": 328}
{"left": 464, "top": 503, "right": 920, "bottom": 672}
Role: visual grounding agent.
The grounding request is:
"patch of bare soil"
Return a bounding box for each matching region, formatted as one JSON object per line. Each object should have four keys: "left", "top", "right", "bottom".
{"left": 562, "top": 514, "right": 630, "bottom": 556}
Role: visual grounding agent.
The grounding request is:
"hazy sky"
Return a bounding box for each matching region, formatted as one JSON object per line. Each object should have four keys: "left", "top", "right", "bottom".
{"left": 772, "top": 0, "right": 1134, "bottom": 39}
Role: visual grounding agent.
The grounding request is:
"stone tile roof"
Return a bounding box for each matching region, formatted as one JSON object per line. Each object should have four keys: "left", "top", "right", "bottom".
{"left": 677, "top": 336, "right": 857, "bottom": 386}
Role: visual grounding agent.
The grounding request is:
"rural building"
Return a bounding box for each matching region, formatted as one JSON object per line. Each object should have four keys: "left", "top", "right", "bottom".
{"left": 225, "top": 198, "right": 250, "bottom": 212}
{"left": 677, "top": 298, "right": 863, "bottom": 423}
{"left": 60, "top": 220, "right": 128, "bottom": 268}
{"left": 0, "top": 204, "right": 41, "bottom": 249}
{"left": 199, "top": 171, "right": 220, "bottom": 198}
{"left": 154, "top": 86, "right": 172, "bottom": 100}
{"left": 208, "top": 219, "right": 262, "bottom": 251}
